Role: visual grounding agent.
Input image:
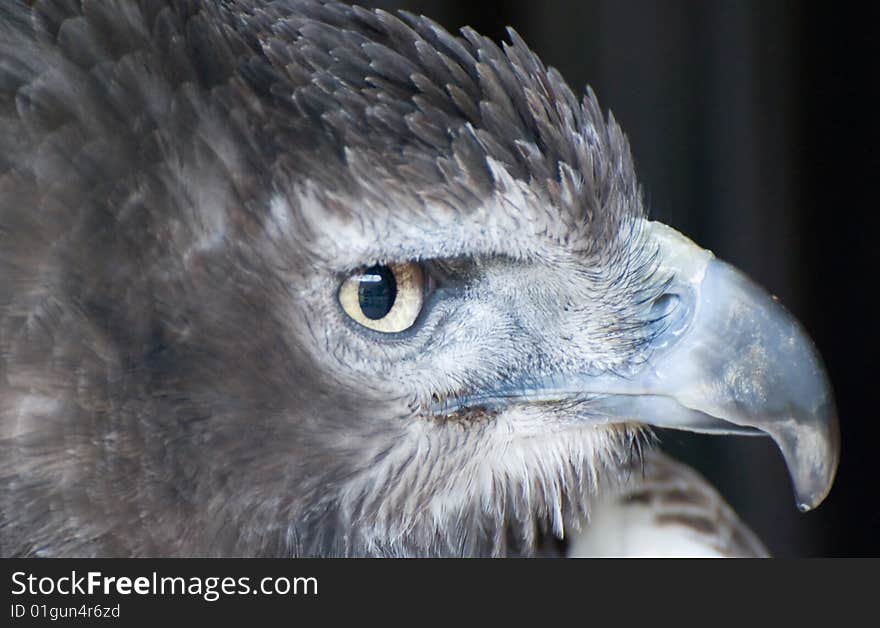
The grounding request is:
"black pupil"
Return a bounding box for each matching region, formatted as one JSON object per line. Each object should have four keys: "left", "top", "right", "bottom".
{"left": 358, "top": 265, "right": 397, "bottom": 320}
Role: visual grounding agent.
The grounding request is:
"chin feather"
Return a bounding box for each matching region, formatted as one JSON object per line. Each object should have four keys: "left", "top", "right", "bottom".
{"left": 324, "top": 416, "right": 653, "bottom": 557}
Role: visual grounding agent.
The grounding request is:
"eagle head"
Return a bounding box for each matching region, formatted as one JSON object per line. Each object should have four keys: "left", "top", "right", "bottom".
{"left": 0, "top": 0, "right": 837, "bottom": 556}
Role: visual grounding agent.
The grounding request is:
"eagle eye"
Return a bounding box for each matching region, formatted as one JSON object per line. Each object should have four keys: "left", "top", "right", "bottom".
{"left": 338, "top": 262, "right": 424, "bottom": 333}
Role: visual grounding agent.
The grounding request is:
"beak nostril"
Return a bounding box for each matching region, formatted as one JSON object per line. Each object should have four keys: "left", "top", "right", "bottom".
{"left": 650, "top": 293, "right": 680, "bottom": 321}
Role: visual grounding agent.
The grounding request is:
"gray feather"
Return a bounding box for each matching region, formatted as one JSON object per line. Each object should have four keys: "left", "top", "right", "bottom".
{"left": 1, "top": 0, "right": 665, "bottom": 557}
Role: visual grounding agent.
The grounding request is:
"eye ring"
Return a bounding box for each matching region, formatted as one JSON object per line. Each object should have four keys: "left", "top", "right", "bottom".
{"left": 338, "top": 262, "right": 425, "bottom": 333}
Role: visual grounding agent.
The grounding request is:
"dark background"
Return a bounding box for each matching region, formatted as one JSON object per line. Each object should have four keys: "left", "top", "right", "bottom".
{"left": 363, "top": 0, "right": 878, "bottom": 556}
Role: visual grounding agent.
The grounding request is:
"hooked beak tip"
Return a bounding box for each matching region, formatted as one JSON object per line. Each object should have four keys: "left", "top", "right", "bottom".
{"left": 642, "top": 222, "right": 841, "bottom": 511}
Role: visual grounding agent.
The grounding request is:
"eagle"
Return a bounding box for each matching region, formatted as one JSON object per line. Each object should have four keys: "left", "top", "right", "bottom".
{"left": 0, "top": 0, "right": 838, "bottom": 557}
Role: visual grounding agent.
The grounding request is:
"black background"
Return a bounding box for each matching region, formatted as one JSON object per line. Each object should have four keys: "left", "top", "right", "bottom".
{"left": 362, "top": 0, "right": 879, "bottom": 556}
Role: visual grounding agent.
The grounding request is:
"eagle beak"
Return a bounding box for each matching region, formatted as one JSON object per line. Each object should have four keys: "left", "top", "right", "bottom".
{"left": 431, "top": 222, "right": 838, "bottom": 511}
{"left": 590, "top": 221, "right": 839, "bottom": 511}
